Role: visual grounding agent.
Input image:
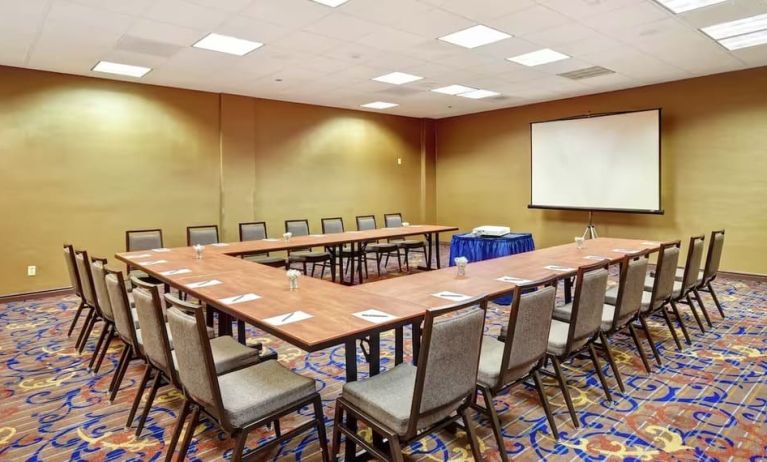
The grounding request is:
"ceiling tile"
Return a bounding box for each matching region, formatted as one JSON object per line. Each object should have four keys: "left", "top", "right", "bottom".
{"left": 143, "top": 0, "right": 231, "bottom": 30}
{"left": 487, "top": 5, "right": 571, "bottom": 37}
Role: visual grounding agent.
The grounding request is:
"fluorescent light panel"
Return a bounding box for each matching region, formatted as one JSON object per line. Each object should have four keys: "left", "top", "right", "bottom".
{"left": 193, "top": 33, "right": 263, "bottom": 56}
{"left": 373, "top": 72, "right": 423, "bottom": 85}
{"left": 701, "top": 13, "right": 767, "bottom": 40}
{"left": 92, "top": 61, "right": 151, "bottom": 78}
{"left": 311, "top": 0, "right": 349, "bottom": 6}
{"left": 431, "top": 84, "right": 477, "bottom": 95}
{"left": 654, "top": 0, "right": 727, "bottom": 14}
{"left": 361, "top": 101, "right": 398, "bottom": 109}
{"left": 508, "top": 48, "right": 569, "bottom": 66}
{"left": 719, "top": 29, "right": 767, "bottom": 50}
{"left": 458, "top": 89, "right": 500, "bottom": 99}
{"left": 438, "top": 25, "right": 511, "bottom": 49}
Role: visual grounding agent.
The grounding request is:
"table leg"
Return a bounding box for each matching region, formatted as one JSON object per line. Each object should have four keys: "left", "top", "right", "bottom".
{"left": 435, "top": 232, "right": 441, "bottom": 269}
{"left": 237, "top": 320, "right": 246, "bottom": 344}
{"left": 338, "top": 244, "right": 347, "bottom": 286}
{"left": 356, "top": 242, "right": 364, "bottom": 284}
{"left": 411, "top": 321, "right": 422, "bottom": 365}
{"left": 564, "top": 277, "right": 573, "bottom": 304}
{"left": 344, "top": 339, "right": 358, "bottom": 462}
{"left": 426, "top": 233, "right": 433, "bottom": 269}
{"left": 395, "top": 327, "right": 404, "bottom": 365}
{"left": 218, "top": 310, "right": 233, "bottom": 337}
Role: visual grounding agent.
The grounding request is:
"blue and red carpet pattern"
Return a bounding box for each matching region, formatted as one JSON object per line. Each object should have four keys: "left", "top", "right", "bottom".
{"left": 0, "top": 260, "right": 765, "bottom": 461}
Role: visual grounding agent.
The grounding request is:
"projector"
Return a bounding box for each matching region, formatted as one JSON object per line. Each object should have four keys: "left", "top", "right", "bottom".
{"left": 472, "top": 226, "right": 511, "bottom": 237}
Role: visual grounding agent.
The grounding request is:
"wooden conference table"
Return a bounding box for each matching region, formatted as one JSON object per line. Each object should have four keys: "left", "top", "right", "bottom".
{"left": 116, "top": 231, "right": 660, "bottom": 461}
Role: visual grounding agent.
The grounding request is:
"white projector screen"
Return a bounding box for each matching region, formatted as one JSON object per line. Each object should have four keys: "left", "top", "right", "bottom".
{"left": 530, "top": 109, "right": 662, "bottom": 213}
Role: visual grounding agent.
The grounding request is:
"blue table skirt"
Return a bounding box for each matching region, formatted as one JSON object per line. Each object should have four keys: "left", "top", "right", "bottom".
{"left": 449, "top": 232, "right": 535, "bottom": 305}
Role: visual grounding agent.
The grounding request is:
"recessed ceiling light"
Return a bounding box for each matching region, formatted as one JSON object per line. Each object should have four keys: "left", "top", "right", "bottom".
{"left": 654, "top": 0, "right": 727, "bottom": 14}
{"left": 701, "top": 13, "right": 767, "bottom": 40}
{"left": 373, "top": 72, "right": 423, "bottom": 85}
{"left": 438, "top": 25, "right": 511, "bottom": 49}
{"left": 311, "top": 0, "right": 349, "bottom": 7}
{"left": 458, "top": 89, "right": 500, "bottom": 99}
{"left": 193, "top": 33, "right": 263, "bottom": 56}
{"left": 431, "top": 84, "right": 477, "bottom": 95}
{"left": 507, "top": 48, "right": 570, "bottom": 67}
{"left": 92, "top": 61, "right": 151, "bottom": 78}
{"left": 719, "top": 29, "right": 767, "bottom": 50}
{"left": 361, "top": 101, "right": 398, "bottom": 110}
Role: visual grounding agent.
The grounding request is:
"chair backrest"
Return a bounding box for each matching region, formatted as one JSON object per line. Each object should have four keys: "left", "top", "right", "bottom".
{"left": 497, "top": 277, "right": 558, "bottom": 387}
{"left": 131, "top": 275, "right": 167, "bottom": 312}
{"left": 702, "top": 230, "right": 725, "bottom": 284}
{"left": 681, "top": 235, "right": 705, "bottom": 294}
{"left": 356, "top": 215, "right": 377, "bottom": 231}
{"left": 321, "top": 217, "right": 345, "bottom": 234}
{"left": 166, "top": 303, "right": 226, "bottom": 426}
{"left": 187, "top": 225, "right": 219, "bottom": 246}
{"left": 407, "top": 296, "right": 486, "bottom": 438}
{"left": 105, "top": 269, "right": 140, "bottom": 349}
{"left": 384, "top": 213, "right": 403, "bottom": 228}
{"left": 565, "top": 262, "right": 609, "bottom": 356}
{"left": 239, "top": 222, "right": 268, "bottom": 241}
{"left": 63, "top": 244, "right": 82, "bottom": 297}
{"left": 610, "top": 253, "right": 650, "bottom": 331}
{"left": 132, "top": 285, "right": 177, "bottom": 384}
{"left": 126, "top": 229, "right": 163, "bottom": 252}
{"left": 285, "top": 219, "right": 310, "bottom": 237}
{"left": 74, "top": 250, "right": 99, "bottom": 311}
{"left": 90, "top": 258, "right": 114, "bottom": 321}
{"left": 648, "top": 241, "right": 681, "bottom": 309}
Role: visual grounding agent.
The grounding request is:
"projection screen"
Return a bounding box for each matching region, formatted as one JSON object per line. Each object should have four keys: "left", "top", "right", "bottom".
{"left": 529, "top": 109, "right": 662, "bottom": 213}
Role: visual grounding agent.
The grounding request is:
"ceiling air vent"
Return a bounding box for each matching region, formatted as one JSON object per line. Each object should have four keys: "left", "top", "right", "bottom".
{"left": 558, "top": 66, "right": 615, "bottom": 80}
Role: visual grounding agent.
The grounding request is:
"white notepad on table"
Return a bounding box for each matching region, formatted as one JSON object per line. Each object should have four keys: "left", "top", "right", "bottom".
{"left": 160, "top": 268, "right": 191, "bottom": 276}
{"left": 219, "top": 293, "right": 261, "bottom": 305}
{"left": 544, "top": 265, "right": 575, "bottom": 272}
{"left": 186, "top": 279, "right": 222, "bottom": 289}
{"left": 432, "top": 291, "right": 471, "bottom": 302}
{"left": 497, "top": 276, "right": 532, "bottom": 284}
{"left": 265, "top": 311, "right": 312, "bottom": 326}
{"left": 354, "top": 309, "right": 397, "bottom": 324}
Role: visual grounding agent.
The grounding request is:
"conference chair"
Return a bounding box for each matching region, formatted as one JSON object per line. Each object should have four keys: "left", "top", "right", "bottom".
{"left": 384, "top": 213, "right": 426, "bottom": 271}
{"left": 125, "top": 229, "right": 164, "bottom": 282}
{"left": 63, "top": 244, "right": 87, "bottom": 338}
{"left": 321, "top": 217, "right": 366, "bottom": 279}
{"left": 73, "top": 250, "right": 105, "bottom": 356}
{"left": 356, "top": 215, "right": 401, "bottom": 276}
{"left": 541, "top": 261, "right": 612, "bottom": 428}
{"left": 640, "top": 241, "right": 685, "bottom": 357}
{"left": 285, "top": 219, "right": 335, "bottom": 281}
{"left": 187, "top": 224, "right": 219, "bottom": 246}
{"left": 603, "top": 252, "right": 655, "bottom": 374}
{"left": 332, "top": 297, "right": 486, "bottom": 462}
{"left": 128, "top": 286, "right": 262, "bottom": 438}
{"left": 239, "top": 221, "right": 286, "bottom": 268}
{"left": 87, "top": 258, "right": 121, "bottom": 374}
{"left": 165, "top": 302, "right": 329, "bottom": 462}
{"left": 476, "top": 278, "right": 559, "bottom": 460}
{"left": 697, "top": 230, "right": 726, "bottom": 318}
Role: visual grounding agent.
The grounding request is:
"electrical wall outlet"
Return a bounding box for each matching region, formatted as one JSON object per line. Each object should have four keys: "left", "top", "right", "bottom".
{"left": 397, "top": 157, "right": 402, "bottom": 165}
{"left": 27, "top": 265, "right": 36, "bottom": 277}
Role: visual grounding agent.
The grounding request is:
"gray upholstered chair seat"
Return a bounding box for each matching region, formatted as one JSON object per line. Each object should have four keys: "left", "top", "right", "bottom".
{"left": 341, "top": 363, "right": 459, "bottom": 436}
{"left": 170, "top": 336, "right": 261, "bottom": 376}
{"left": 245, "top": 254, "right": 286, "bottom": 266}
{"left": 288, "top": 250, "right": 331, "bottom": 261}
{"left": 644, "top": 276, "right": 682, "bottom": 297}
{"left": 217, "top": 360, "right": 316, "bottom": 428}
{"left": 545, "top": 319, "right": 572, "bottom": 356}
{"left": 553, "top": 303, "right": 617, "bottom": 332}
{"left": 674, "top": 268, "right": 703, "bottom": 283}
{"left": 477, "top": 336, "right": 538, "bottom": 389}
{"left": 604, "top": 286, "right": 652, "bottom": 309}
{"left": 395, "top": 239, "right": 424, "bottom": 249}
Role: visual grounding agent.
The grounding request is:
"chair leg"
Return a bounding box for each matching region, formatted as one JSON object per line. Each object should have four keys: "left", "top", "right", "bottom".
{"left": 628, "top": 323, "right": 652, "bottom": 374}
{"left": 312, "top": 396, "right": 330, "bottom": 462}
{"left": 638, "top": 314, "right": 663, "bottom": 366}
{"left": 396, "top": 249, "right": 402, "bottom": 272}
{"left": 109, "top": 345, "right": 133, "bottom": 402}
{"left": 588, "top": 343, "right": 612, "bottom": 402}
{"left": 460, "top": 406, "right": 483, "bottom": 461}
{"left": 108, "top": 343, "right": 131, "bottom": 395}
{"left": 598, "top": 332, "right": 625, "bottom": 393}
{"left": 532, "top": 370, "right": 559, "bottom": 440}
{"left": 135, "top": 369, "right": 163, "bottom": 437}
{"left": 707, "top": 282, "right": 725, "bottom": 318}
{"left": 659, "top": 306, "right": 683, "bottom": 351}
{"left": 93, "top": 325, "right": 115, "bottom": 374}
{"left": 88, "top": 322, "right": 110, "bottom": 371}
{"left": 126, "top": 365, "right": 153, "bottom": 428}
{"left": 164, "top": 398, "right": 191, "bottom": 462}
{"left": 67, "top": 300, "right": 87, "bottom": 337}
{"left": 693, "top": 289, "right": 714, "bottom": 328}
{"left": 388, "top": 432, "right": 405, "bottom": 462}
{"left": 175, "top": 404, "right": 200, "bottom": 462}
{"left": 231, "top": 431, "right": 248, "bottom": 462}
{"left": 273, "top": 419, "right": 281, "bottom": 437}
{"left": 330, "top": 401, "right": 343, "bottom": 461}
{"left": 404, "top": 249, "right": 410, "bottom": 271}
{"left": 478, "top": 386, "right": 508, "bottom": 462}
{"left": 669, "top": 300, "right": 692, "bottom": 345}
{"left": 74, "top": 307, "right": 94, "bottom": 352}
{"left": 685, "top": 295, "right": 706, "bottom": 333}
{"left": 550, "top": 356, "right": 578, "bottom": 427}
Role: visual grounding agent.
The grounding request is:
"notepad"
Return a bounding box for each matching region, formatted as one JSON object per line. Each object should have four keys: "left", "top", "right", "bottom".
{"left": 219, "top": 293, "right": 261, "bottom": 305}
{"left": 354, "top": 309, "right": 397, "bottom": 324}
{"left": 211, "top": 243, "right": 230, "bottom": 247}
{"left": 265, "top": 311, "right": 312, "bottom": 326}
{"left": 186, "top": 279, "right": 222, "bottom": 289}
{"left": 544, "top": 265, "right": 575, "bottom": 272}
{"left": 584, "top": 256, "right": 610, "bottom": 261}
{"left": 152, "top": 248, "right": 171, "bottom": 253}
{"left": 142, "top": 260, "right": 168, "bottom": 266}
{"left": 432, "top": 291, "right": 471, "bottom": 302}
{"left": 128, "top": 253, "right": 152, "bottom": 259}
{"left": 262, "top": 238, "right": 280, "bottom": 242}
{"left": 612, "top": 248, "right": 639, "bottom": 253}
{"left": 497, "top": 276, "right": 532, "bottom": 284}
{"left": 160, "top": 268, "right": 191, "bottom": 276}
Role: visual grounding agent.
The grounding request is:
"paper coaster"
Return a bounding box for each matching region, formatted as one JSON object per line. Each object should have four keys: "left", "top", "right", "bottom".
{"left": 354, "top": 309, "right": 397, "bottom": 324}
{"left": 219, "top": 293, "right": 261, "bottom": 304}
{"left": 186, "top": 279, "right": 222, "bottom": 289}
{"left": 432, "top": 291, "right": 471, "bottom": 302}
{"left": 265, "top": 311, "right": 312, "bottom": 326}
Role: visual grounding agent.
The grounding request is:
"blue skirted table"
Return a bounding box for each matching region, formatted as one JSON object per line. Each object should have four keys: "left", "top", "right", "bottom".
{"left": 449, "top": 232, "right": 535, "bottom": 305}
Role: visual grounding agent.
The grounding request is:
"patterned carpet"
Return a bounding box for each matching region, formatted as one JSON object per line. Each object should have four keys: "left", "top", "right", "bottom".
{"left": 0, "top": 256, "right": 765, "bottom": 461}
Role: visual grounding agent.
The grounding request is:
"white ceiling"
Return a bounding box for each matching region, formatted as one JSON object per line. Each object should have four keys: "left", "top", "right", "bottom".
{"left": 2, "top": 0, "right": 767, "bottom": 118}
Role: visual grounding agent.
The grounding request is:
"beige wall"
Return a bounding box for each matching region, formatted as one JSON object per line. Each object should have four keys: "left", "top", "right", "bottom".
{"left": 435, "top": 67, "right": 767, "bottom": 275}
{"left": 0, "top": 66, "right": 430, "bottom": 295}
